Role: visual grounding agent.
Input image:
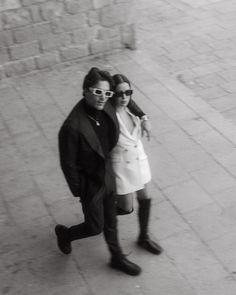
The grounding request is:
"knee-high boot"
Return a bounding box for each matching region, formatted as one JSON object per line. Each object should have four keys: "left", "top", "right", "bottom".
{"left": 137, "top": 198, "right": 163, "bottom": 255}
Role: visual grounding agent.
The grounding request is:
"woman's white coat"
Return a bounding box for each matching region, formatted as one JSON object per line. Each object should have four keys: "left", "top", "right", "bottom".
{"left": 110, "top": 109, "right": 151, "bottom": 195}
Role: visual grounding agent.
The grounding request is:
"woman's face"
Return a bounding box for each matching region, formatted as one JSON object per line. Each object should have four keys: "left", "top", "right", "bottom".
{"left": 114, "top": 82, "right": 131, "bottom": 108}
{"left": 84, "top": 80, "right": 112, "bottom": 110}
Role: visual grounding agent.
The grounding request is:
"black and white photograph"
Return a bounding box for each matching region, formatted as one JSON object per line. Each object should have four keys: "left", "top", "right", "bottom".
{"left": 1, "top": 0, "right": 236, "bottom": 294}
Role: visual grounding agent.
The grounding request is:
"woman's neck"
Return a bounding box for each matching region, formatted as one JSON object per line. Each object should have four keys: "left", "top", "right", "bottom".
{"left": 116, "top": 105, "right": 126, "bottom": 113}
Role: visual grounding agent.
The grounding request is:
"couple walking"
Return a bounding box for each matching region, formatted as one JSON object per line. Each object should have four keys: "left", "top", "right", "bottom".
{"left": 55, "top": 67, "right": 163, "bottom": 276}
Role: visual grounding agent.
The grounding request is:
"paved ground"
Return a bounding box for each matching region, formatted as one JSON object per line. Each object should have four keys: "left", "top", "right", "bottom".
{"left": 137, "top": 0, "right": 236, "bottom": 125}
{"left": 1, "top": 0, "right": 236, "bottom": 294}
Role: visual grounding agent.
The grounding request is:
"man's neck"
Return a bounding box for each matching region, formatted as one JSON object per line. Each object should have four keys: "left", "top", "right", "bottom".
{"left": 83, "top": 99, "right": 102, "bottom": 119}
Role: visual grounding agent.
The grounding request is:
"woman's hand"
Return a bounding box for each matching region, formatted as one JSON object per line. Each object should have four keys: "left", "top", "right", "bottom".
{"left": 141, "top": 118, "right": 151, "bottom": 141}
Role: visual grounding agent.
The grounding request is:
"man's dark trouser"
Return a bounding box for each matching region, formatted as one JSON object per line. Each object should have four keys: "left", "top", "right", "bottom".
{"left": 68, "top": 184, "right": 122, "bottom": 257}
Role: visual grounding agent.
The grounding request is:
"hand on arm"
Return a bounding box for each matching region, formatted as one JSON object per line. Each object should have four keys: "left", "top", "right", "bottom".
{"left": 128, "top": 99, "right": 151, "bottom": 141}
{"left": 141, "top": 115, "right": 151, "bottom": 141}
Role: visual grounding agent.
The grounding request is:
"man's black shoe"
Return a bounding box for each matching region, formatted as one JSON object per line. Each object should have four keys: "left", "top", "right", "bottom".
{"left": 55, "top": 224, "right": 72, "bottom": 254}
{"left": 110, "top": 255, "right": 141, "bottom": 276}
{"left": 137, "top": 236, "right": 163, "bottom": 255}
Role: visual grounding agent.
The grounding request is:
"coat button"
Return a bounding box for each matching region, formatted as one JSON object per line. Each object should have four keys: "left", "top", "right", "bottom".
{"left": 126, "top": 161, "right": 130, "bottom": 163}
{"left": 134, "top": 145, "right": 137, "bottom": 148}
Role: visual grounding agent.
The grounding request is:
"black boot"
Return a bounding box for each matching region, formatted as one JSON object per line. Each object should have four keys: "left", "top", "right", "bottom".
{"left": 137, "top": 199, "right": 163, "bottom": 255}
{"left": 55, "top": 224, "right": 72, "bottom": 254}
{"left": 110, "top": 254, "right": 141, "bottom": 276}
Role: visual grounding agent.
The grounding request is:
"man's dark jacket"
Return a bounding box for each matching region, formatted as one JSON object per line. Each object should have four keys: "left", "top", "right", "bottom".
{"left": 59, "top": 99, "right": 144, "bottom": 200}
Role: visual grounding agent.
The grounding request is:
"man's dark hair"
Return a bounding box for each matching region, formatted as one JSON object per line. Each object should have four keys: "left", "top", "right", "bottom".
{"left": 83, "top": 67, "right": 114, "bottom": 91}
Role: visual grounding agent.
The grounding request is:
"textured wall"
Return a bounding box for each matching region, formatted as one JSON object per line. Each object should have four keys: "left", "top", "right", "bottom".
{"left": 0, "top": 0, "right": 136, "bottom": 78}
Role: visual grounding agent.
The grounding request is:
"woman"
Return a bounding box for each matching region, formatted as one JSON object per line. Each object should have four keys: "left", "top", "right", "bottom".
{"left": 110, "top": 74, "right": 163, "bottom": 255}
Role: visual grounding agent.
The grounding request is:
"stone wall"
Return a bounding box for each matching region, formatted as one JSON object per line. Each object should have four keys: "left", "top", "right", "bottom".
{"left": 0, "top": 0, "right": 136, "bottom": 78}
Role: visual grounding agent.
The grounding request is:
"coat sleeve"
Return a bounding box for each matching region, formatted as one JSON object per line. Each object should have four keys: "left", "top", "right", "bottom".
{"left": 58, "top": 123, "right": 86, "bottom": 197}
{"left": 127, "top": 98, "right": 145, "bottom": 118}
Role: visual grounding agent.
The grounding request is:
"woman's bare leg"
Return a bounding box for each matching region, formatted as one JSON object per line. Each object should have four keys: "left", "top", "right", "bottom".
{"left": 116, "top": 193, "right": 134, "bottom": 215}
{"left": 136, "top": 183, "right": 150, "bottom": 201}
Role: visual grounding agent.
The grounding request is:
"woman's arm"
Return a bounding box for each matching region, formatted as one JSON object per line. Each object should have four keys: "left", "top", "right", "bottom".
{"left": 127, "top": 98, "right": 145, "bottom": 118}
{"left": 127, "top": 99, "right": 151, "bottom": 140}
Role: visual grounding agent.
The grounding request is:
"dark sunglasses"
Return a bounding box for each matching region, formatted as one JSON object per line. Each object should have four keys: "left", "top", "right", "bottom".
{"left": 115, "top": 89, "right": 133, "bottom": 97}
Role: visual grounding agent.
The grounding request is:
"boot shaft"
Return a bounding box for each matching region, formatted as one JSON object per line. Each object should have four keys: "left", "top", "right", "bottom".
{"left": 137, "top": 198, "right": 151, "bottom": 239}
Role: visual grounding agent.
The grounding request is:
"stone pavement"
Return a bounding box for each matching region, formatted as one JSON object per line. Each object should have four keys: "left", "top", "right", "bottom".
{"left": 1, "top": 0, "right": 236, "bottom": 295}
{"left": 137, "top": 0, "right": 236, "bottom": 125}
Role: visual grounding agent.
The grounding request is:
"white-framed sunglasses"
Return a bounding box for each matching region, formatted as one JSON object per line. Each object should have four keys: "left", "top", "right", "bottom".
{"left": 90, "top": 88, "right": 114, "bottom": 98}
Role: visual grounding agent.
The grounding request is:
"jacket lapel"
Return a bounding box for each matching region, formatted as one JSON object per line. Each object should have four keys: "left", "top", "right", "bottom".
{"left": 104, "top": 101, "right": 119, "bottom": 145}
{"left": 78, "top": 101, "right": 105, "bottom": 158}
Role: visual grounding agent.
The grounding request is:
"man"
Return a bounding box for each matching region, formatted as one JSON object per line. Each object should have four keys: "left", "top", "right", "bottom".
{"left": 55, "top": 67, "right": 149, "bottom": 276}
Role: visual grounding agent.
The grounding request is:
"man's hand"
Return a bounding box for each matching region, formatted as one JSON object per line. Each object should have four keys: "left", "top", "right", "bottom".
{"left": 141, "top": 118, "right": 151, "bottom": 141}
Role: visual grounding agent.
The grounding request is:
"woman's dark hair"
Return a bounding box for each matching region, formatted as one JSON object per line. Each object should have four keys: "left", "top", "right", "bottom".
{"left": 110, "top": 74, "right": 132, "bottom": 107}
{"left": 83, "top": 67, "right": 114, "bottom": 91}
{"left": 112, "top": 74, "right": 131, "bottom": 90}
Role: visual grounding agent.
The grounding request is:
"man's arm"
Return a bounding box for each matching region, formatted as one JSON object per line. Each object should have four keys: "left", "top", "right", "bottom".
{"left": 128, "top": 99, "right": 151, "bottom": 140}
{"left": 58, "top": 124, "right": 86, "bottom": 197}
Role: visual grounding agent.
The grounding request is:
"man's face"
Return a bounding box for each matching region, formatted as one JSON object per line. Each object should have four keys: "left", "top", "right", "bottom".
{"left": 84, "top": 81, "right": 112, "bottom": 110}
